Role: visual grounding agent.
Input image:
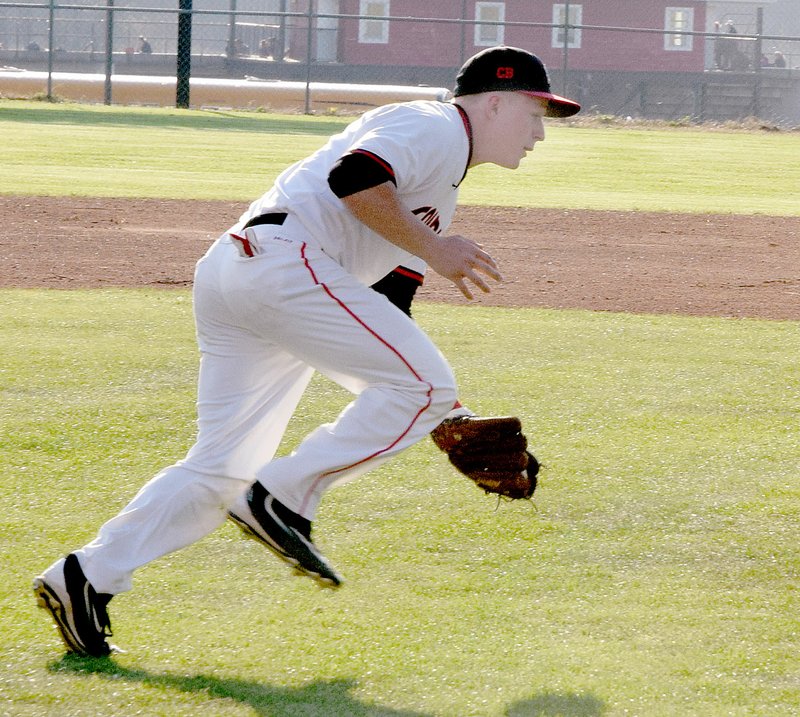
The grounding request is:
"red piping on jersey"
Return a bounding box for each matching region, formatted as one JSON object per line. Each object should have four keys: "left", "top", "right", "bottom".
{"left": 453, "top": 104, "right": 473, "bottom": 187}
{"left": 351, "top": 149, "right": 396, "bottom": 180}
{"left": 298, "top": 242, "right": 434, "bottom": 513}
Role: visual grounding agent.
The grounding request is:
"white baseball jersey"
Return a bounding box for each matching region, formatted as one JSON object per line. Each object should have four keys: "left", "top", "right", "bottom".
{"left": 236, "top": 100, "right": 471, "bottom": 285}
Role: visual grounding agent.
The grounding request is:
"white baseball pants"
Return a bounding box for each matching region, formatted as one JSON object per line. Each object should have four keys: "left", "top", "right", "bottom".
{"left": 75, "top": 221, "right": 457, "bottom": 594}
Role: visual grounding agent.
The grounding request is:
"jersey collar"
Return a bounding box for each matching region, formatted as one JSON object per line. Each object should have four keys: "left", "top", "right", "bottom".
{"left": 453, "top": 103, "right": 473, "bottom": 188}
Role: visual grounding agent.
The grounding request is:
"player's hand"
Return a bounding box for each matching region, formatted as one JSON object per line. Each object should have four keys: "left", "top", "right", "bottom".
{"left": 426, "top": 234, "right": 503, "bottom": 300}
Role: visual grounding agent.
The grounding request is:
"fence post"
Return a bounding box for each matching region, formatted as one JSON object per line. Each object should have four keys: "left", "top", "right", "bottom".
{"left": 277, "top": 0, "right": 288, "bottom": 61}
{"left": 176, "top": 0, "right": 193, "bottom": 108}
{"left": 104, "top": 0, "right": 114, "bottom": 105}
{"left": 304, "top": 0, "right": 314, "bottom": 114}
{"left": 561, "top": 0, "right": 570, "bottom": 96}
{"left": 46, "top": 0, "right": 55, "bottom": 99}
{"left": 459, "top": 0, "right": 468, "bottom": 67}
{"left": 753, "top": 6, "right": 763, "bottom": 119}
{"left": 227, "top": 0, "right": 236, "bottom": 60}
{"left": 694, "top": 80, "right": 706, "bottom": 123}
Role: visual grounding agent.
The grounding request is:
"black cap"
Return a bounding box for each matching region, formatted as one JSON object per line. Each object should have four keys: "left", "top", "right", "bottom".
{"left": 454, "top": 46, "right": 581, "bottom": 118}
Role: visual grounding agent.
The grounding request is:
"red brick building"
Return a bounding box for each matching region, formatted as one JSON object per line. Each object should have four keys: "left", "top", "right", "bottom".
{"left": 282, "top": 1, "right": 800, "bottom": 124}
{"left": 294, "top": 1, "right": 708, "bottom": 73}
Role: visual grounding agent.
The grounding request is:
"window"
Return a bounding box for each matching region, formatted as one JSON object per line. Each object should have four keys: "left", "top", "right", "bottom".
{"left": 359, "top": 0, "right": 389, "bottom": 44}
{"left": 665, "top": 7, "right": 694, "bottom": 51}
{"left": 475, "top": 2, "right": 505, "bottom": 47}
{"left": 552, "top": 4, "right": 582, "bottom": 49}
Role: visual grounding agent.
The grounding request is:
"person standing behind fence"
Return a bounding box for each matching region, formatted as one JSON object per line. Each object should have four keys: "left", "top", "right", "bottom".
{"left": 715, "top": 20, "right": 740, "bottom": 71}
{"left": 137, "top": 36, "right": 152, "bottom": 54}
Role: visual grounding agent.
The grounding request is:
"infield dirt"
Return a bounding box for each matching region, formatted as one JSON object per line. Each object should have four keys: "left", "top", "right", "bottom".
{"left": 2, "top": 196, "right": 798, "bottom": 321}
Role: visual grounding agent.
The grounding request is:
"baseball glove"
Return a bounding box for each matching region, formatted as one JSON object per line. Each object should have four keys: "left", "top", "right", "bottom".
{"left": 430, "top": 416, "right": 539, "bottom": 500}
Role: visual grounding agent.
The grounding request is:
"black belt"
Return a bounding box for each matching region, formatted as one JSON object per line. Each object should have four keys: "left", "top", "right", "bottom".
{"left": 242, "top": 212, "right": 287, "bottom": 229}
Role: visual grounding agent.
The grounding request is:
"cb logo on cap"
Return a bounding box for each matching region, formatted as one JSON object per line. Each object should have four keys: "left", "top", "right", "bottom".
{"left": 497, "top": 66, "right": 514, "bottom": 79}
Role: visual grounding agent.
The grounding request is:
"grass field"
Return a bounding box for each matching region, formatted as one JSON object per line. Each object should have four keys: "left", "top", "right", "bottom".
{"left": 2, "top": 100, "right": 800, "bottom": 213}
{"left": 1, "top": 101, "right": 798, "bottom": 716}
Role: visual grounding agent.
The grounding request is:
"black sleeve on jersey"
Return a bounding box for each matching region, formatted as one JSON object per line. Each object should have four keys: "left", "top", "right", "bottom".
{"left": 370, "top": 266, "right": 424, "bottom": 317}
{"left": 328, "top": 149, "right": 397, "bottom": 199}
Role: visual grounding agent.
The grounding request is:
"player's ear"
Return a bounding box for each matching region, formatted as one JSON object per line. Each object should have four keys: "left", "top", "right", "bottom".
{"left": 485, "top": 92, "right": 502, "bottom": 115}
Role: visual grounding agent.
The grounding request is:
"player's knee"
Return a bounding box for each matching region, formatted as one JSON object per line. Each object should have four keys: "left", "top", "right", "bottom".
{"left": 188, "top": 474, "right": 246, "bottom": 509}
{"left": 426, "top": 372, "right": 459, "bottom": 423}
{"left": 177, "top": 461, "right": 254, "bottom": 503}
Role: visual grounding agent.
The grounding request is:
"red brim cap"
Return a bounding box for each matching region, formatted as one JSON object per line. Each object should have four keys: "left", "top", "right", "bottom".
{"left": 519, "top": 90, "right": 581, "bottom": 118}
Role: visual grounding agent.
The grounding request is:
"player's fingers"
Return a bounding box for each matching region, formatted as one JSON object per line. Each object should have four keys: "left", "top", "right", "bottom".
{"left": 480, "top": 262, "right": 504, "bottom": 283}
{"left": 471, "top": 256, "right": 504, "bottom": 283}
{"left": 454, "top": 277, "right": 474, "bottom": 301}
{"left": 476, "top": 248, "right": 499, "bottom": 271}
{"left": 472, "top": 276, "right": 491, "bottom": 294}
{"left": 470, "top": 246, "right": 501, "bottom": 274}
{"left": 466, "top": 269, "right": 493, "bottom": 294}
{"left": 458, "top": 262, "right": 495, "bottom": 294}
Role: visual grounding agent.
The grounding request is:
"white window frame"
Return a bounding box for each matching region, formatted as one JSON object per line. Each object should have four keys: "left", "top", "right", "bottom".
{"left": 359, "top": 0, "right": 390, "bottom": 44}
{"left": 551, "top": 4, "right": 582, "bottom": 49}
{"left": 664, "top": 7, "right": 694, "bottom": 51}
{"left": 474, "top": 2, "right": 505, "bottom": 47}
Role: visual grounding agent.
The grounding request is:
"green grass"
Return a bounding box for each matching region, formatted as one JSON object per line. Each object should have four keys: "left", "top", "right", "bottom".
{"left": 471, "top": 125, "right": 800, "bottom": 214}
{"left": 2, "top": 99, "right": 800, "bottom": 214}
{"left": 1, "top": 101, "right": 798, "bottom": 714}
{"left": 2, "top": 290, "right": 798, "bottom": 716}
{"left": 0, "top": 102, "right": 342, "bottom": 201}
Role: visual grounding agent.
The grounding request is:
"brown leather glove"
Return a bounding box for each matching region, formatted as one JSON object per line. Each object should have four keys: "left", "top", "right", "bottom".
{"left": 431, "top": 416, "right": 539, "bottom": 500}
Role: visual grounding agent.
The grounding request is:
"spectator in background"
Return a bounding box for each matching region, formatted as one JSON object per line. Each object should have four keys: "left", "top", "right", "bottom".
{"left": 226, "top": 38, "right": 250, "bottom": 57}
{"left": 773, "top": 51, "right": 786, "bottom": 68}
{"left": 137, "top": 36, "right": 152, "bottom": 54}
{"left": 713, "top": 22, "right": 724, "bottom": 69}
{"left": 259, "top": 38, "right": 275, "bottom": 58}
{"left": 715, "top": 20, "right": 738, "bottom": 71}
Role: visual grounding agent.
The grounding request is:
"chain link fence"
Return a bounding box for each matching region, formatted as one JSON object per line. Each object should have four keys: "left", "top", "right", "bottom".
{"left": 1, "top": 1, "right": 798, "bottom": 125}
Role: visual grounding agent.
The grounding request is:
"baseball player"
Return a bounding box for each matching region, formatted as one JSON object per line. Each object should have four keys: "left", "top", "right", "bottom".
{"left": 33, "top": 46, "right": 579, "bottom": 657}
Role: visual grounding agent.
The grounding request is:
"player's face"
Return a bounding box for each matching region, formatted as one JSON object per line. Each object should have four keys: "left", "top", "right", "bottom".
{"left": 491, "top": 93, "right": 547, "bottom": 169}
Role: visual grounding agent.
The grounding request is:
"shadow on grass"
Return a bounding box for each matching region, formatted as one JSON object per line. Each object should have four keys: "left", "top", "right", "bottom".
{"left": 49, "top": 653, "right": 432, "bottom": 716}
{"left": 50, "top": 654, "right": 606, "bottom": 716}
{"left": 506, "top": 691, "right": 606, "bottom": 716}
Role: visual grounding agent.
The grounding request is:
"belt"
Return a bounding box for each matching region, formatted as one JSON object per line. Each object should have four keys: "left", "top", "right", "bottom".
{"left": 242, "top": 212, "right": 287, "bottom": 229}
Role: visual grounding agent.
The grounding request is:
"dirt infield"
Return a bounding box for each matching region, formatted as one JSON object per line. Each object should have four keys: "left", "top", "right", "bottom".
{"left": 2, "top": 195, "right": 798, "bottom": 320}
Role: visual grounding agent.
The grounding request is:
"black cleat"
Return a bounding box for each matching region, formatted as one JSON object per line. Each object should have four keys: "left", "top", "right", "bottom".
{"left": 33, "top": 553, "right": 116, "bottom": 657}
{"left": 228, "top": 482, "right": 343, "bottom": 589}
